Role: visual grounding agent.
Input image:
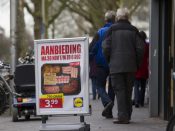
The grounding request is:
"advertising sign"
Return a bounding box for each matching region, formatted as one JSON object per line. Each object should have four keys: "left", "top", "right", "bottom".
{"left": 34, "top": 37, "right": 89, "bottom": 115}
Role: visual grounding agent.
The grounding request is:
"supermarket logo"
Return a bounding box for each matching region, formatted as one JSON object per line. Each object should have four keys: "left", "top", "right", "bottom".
{"left": 74, "top": 97, "right": 83, "bottom": 108}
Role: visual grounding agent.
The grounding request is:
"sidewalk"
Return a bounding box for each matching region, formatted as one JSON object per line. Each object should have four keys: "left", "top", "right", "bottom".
{"left": 0, "top": 98, "right": 167, "bottom": 131}
{"left": 86, "top": 99, "right": 167, "bottom": 131}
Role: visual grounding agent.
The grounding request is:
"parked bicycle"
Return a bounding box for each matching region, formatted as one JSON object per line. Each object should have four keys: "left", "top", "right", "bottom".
{"left": 0, "top": 50, "right": 35, "bottom": 116}
{"left": 0, "top": 61, "right": 13, "bottom": 115}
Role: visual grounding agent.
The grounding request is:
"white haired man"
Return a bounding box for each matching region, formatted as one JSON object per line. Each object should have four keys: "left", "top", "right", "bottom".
{"left": 89, "top": 11, "right": 115, "bottom": 118}
{"left": 102, "top": 8, "right": 145, "bottom": 124}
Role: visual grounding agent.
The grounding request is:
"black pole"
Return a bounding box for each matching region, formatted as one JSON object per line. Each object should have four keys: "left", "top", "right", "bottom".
{"left": 80, "top": 115, "right": 84, "bottom": 123}
{"left": 42, "top": 115, "right": 46, "bottom": 124}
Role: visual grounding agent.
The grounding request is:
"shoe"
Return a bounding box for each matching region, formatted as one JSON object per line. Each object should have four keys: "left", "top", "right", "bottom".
{"left": 105, "top": 110, "right": 113, "bottom": 118}
{"left": 105, "top": 114, "right": 113, "bottom": 119}
{"left": 113, "top": 119, "right": 130, "bottom": 124}
{"left": 140, "top": 103, "right": 144, "bottom": 107}
{"left": 102, "top": 101, "right": 114, "bottom": 117}
{"left": 135, "top": 103, "right": 139, "bottom": 108}
{"left": 132, "top": 100, "right": 135, "bottom": 105}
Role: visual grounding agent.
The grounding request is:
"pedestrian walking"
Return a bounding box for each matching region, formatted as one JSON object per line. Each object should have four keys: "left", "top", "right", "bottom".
{"left": 89, "top": 40, "right": 98, "bottom": 100}
{"left": 134, "top": 31, "right": 149, "bottom": 108}
{"left": 89, "top": 10, "right": 115, "bottom": 118}
{"left": 102, "top": 8, "right": 145, "bottom": 124}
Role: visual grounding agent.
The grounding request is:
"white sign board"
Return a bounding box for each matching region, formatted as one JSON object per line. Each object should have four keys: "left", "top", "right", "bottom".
{"left": 34, "top": 37, "right": 89, "bottom": 115}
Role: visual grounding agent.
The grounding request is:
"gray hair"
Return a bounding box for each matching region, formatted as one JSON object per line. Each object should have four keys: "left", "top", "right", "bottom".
{"left": 105, "top": 10, "right": 115, "bottom": 23}
{"left": 116, "top": 8, "right": 129, "bottom": 21}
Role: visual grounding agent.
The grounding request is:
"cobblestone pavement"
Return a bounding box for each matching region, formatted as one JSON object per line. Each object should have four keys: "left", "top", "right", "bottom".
{"left": 0, "top": 99, "right": 167, "bottom": 131}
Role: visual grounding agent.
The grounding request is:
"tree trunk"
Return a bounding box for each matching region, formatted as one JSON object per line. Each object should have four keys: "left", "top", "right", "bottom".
{"left": 16, "top": 0, "right": 27, "bottom": 58}
{"left": 33, "top": 0, "right": 42, "bottom": 39}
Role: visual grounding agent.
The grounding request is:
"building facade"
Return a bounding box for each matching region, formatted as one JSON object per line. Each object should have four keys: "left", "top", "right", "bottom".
{"left": 150, "top": 0, "right": 175, "bottom": 120}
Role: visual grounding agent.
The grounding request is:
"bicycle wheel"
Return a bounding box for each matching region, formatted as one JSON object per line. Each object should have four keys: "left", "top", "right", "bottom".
{"left": 0, "top": 85, "right": 6, "bottom": 115}
{"left": 12, "top": 107, "right": 18, "bottom": 122}
{"left": 167, "top": 115, "right": 175, "bottom": 131}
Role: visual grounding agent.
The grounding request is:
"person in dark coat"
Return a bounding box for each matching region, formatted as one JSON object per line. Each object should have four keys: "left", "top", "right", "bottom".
{"left": 89, "top": 11, "right": 115, "bottom": 118}
{"left": 134, "top": 31, "right": 149, "bottom": 108}
{"left": 102, "top": 8, "right": 145, "bottom": 124}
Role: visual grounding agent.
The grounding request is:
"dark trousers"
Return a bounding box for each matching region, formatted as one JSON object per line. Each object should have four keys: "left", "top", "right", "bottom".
{"left": 111, "top": 73, "right": 135, "bottom": 121}
{"left": 134, "top": 78, "right": 147, "bottom": 106}
{"left": 108, "top": 76, "right": 115, "bottom": 102}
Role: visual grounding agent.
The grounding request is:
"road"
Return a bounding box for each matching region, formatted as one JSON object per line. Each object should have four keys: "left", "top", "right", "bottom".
{"left": 0, "top": 99, "right": 167, "bottom": 131}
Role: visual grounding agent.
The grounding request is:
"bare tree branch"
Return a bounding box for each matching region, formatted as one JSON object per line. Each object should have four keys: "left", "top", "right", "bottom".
{"left": 47, "top": 0, "right": 54, "bottom": 7}
{"left": 47, "top": 1, "right": 66, "bottom": 26}
{"left": 70, "top": 13, "right": 89, "bottom": 34}
{"left": 23, "top": 1, "right": 34, "bottom": 16}
{"left": 129, "top": 0, "right": 144, "bottom": 15}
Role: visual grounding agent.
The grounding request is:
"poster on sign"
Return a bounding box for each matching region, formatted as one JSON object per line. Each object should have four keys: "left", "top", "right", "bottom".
{"left": 34, "top": 37, "right": 89, "bottom": 115}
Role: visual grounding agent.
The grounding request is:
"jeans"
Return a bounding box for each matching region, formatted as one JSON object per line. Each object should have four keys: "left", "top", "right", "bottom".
{"left": 134, "top": 78, "right": 147, "bottom": 106}
{"left": 91, "top": 78, "right": 97, "bottom": 99}
{"left": 93, "top": 77, "right": 112, "bottom": 107}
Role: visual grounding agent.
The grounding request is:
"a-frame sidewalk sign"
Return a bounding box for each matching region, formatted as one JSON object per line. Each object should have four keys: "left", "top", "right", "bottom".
{"left": 34, "top": 37, "right": 90, "bottom": 131}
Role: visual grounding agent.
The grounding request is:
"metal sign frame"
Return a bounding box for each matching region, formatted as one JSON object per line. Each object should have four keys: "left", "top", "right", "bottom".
{"left": 34, "top": 37, "right": 89, "bottom": 115}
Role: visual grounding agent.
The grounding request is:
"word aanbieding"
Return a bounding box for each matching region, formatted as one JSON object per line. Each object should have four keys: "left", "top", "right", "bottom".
{"left": 41, "top": 44, "right": 81, "bottom": 55}
{"left": 41, "top": 44, "right": 81, "bottom": 61}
